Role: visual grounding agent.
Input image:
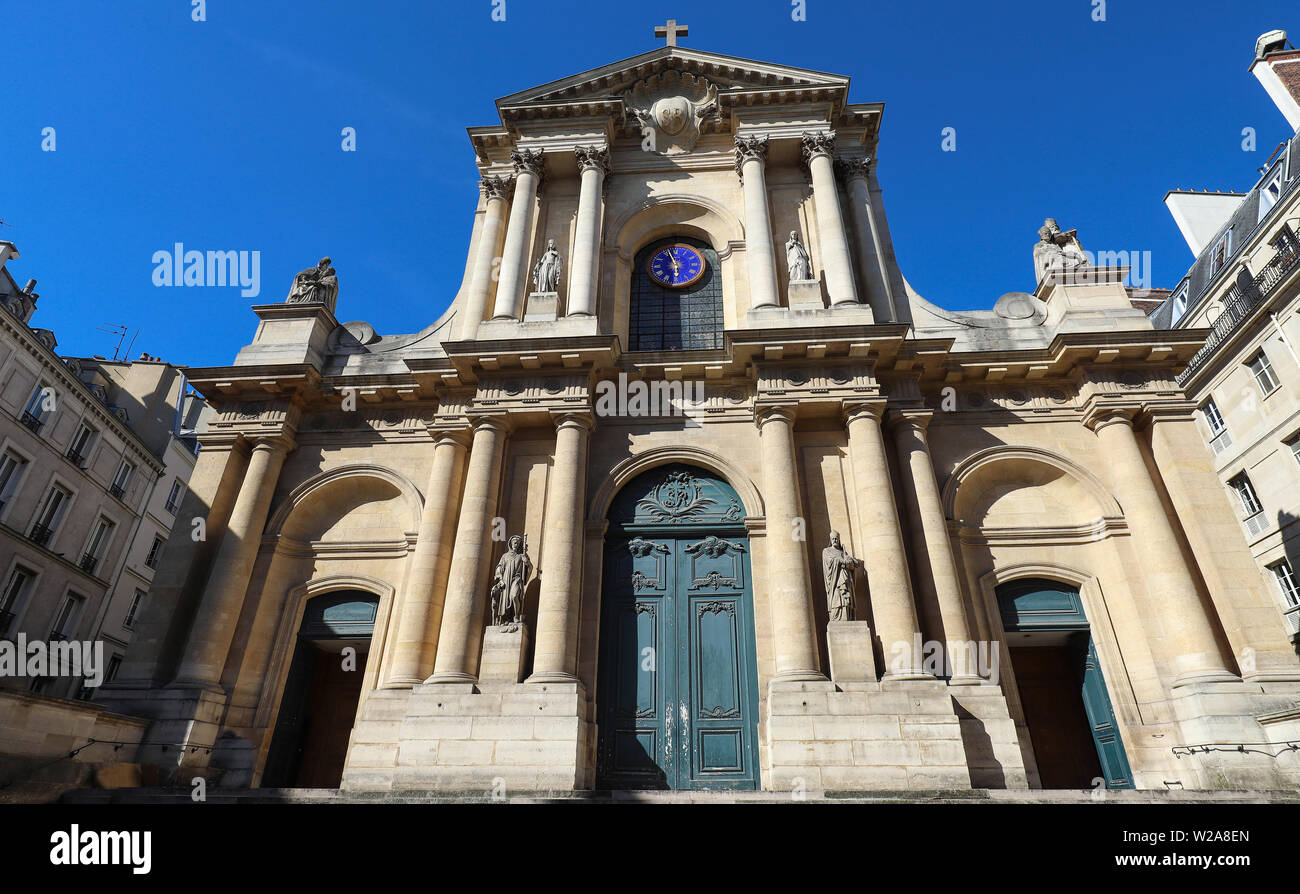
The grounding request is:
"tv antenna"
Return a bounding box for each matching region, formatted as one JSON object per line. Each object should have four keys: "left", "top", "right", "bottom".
{"left": 95, "top": 324, "right": 137, "bottom": 361}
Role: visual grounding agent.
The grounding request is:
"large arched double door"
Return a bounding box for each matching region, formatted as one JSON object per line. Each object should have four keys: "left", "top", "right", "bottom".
{"left": 595, "top": 464, "right": 761, "bottom": 790}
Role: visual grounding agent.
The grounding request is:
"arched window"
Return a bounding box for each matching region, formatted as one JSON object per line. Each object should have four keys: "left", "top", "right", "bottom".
{"left": 629, "top": 236, "right": 723, "bottom": 351}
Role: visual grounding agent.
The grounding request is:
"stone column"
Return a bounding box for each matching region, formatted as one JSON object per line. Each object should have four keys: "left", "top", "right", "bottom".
{"left": 836, "top": 157, "right": 894, "bottom": 320}
{"left": 458, "top": 177, "right": 513, "bottom": 339}
{"left": 173, "top": 434, "right": 292, "bottom": 688}
{"left": 843, "top": 402, "right": 928, "bottom": 679}
{"left": 735, "top": 135, "right": 780, "bottom": 310}
{"left": 527, "top": 412, "right": 594, "bottom": 682}
{"left": 801, "top": 131, "right": 859, "bottom": 307}
{"left": 756, "top": 405, "right": 824, "bottom": 681}
{"left": 387, "top": 430, "right": 470, "bottom": 686}
{"left": 427, "top": 415, "right": 511, "bottom": 683}
{"left": 889, "top": 410, "right": 981, "bottom": 683}
{"left": 491, "top": 148, "right": 545, "bottom": 321}
{"left": 567, "top": 146, "right": 609, "bottom": 318}
{"left": 1087, "top": 407, "right": 1235, "bottom": 686}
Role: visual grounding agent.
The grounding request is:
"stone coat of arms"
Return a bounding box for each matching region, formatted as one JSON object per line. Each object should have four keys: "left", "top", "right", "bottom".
{"left": 623, "top": 70, "right": 719, "bottom": 156}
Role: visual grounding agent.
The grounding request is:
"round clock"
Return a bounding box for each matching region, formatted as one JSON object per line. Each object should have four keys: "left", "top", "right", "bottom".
{"left": 647, "top": 243, "right": 706, "bottom": 289}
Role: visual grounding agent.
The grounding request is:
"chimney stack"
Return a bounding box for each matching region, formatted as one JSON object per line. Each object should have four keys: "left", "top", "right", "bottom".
{"left": 1251, "top": 29, "right": 1300, "bottom": 132}
{"left": 23, "top": 279, "right": 36, "bottom": 293}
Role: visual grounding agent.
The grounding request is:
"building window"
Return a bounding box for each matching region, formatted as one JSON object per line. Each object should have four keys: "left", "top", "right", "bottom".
{"left": 0, "top": 449, "right": 28, "bottom": 518}
{"left": 79, "top": 654, "right": 121, "bottom": 700}
{"left": 1210, "top": 230, "right": 1233, "bottom": 277}
{"left": 629, "top": 237, "right": 724, "bottom": 352}
{"left": 1248, "top": 351, "right": 1281, "bottom": 395}
{"left": 0, "top": 565, "right": 35, "bottom": 638}
{"left": 80, "top": 517, "right": 115, "bottom": 576}
{"left": 66, "top": 422, "right": 96, "bottom": 468}
{"left": 144, "top": 535, "right": 165, "bottom": 570}
{"left": 29, "top": 484, "right": 71, "bottom": 547}
{"left": 1289, "top": 433, "right": 1300, "bottom": 466}
{"left": 1229, "top": 472, "right": 1269, "bottom": 536}
{"left": 1170, "top": 286, "right": 1189, "bottom": 325}
{"left": 165, "top": 480, "right": 184, "bottom": 514}
{"left": 1260, "top": 166, "right": 1286, "bottom": 220}
{"left": 1202, "top": 398, "right": 1231, "bottom": 454}
{"left": 124, "top": 588, "right": 146, "bottom": 629}
{"left": 1269, "top": 559, "right": 1300, "bottom": 609}
{"left": 20, "top": 385, "right": 55, "bottom": 435}
{"left": 110, "top": 459, "right": 134, "bottom": 500}
{"left": 49, "top": 592, "right": 83, "bottom": 641}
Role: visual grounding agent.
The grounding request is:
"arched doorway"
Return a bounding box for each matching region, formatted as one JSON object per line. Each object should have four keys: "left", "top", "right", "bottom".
{"left": 262, "top": 590, "right": 378, "bottom": 788}
{"left": 595, "top": 463, "right": 761, "bottom": 790}
{"left": 997, "top": 578, "right": 1134, "bottom": 789}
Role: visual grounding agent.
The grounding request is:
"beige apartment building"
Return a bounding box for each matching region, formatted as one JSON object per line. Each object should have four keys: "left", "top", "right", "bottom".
{"left": 0, "top": 243, "right": 203, "bottom": 703}
{"left": 1156, "top": 30, "right": 1300, "bottom": 645}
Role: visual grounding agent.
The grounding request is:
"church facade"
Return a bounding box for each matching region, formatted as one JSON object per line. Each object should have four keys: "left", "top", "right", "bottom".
{"left": 100, "top": 39, "right": 1300, "bottom": 794}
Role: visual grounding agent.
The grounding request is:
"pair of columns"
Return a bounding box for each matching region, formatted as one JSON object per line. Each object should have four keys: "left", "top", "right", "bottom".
{"left": 390, "top": 412, "right": 594, "bottom": 686}
{"left": 460, "top": 145, "right": 608, "bottom": 337}
{"left": 734, "top": 130, "right": 861, "bottom": 311}
{"left": 757, "top": 400, "right": 982, "bottom": 683}
{"left": 173, "top": 435, "right": 294, "bottom": 689}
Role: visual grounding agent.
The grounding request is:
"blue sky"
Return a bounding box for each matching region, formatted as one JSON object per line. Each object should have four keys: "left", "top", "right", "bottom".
{"left": 3, "top": 0, "right": 1298, "bottom": 367}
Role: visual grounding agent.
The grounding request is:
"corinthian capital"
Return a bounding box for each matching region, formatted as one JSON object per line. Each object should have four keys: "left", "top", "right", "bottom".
{"left": 834, "top": 156, "right": 873, "bottom": 182}
{"left": 575, "top": 145, "right": 611, "bottom": 175}
{"left": 479, "top": 175, "right": 514, "bottom": 201}
{"left": 734, "top": 134, "right": 770, "bottom": 178}
{"left": 800, "top": 130, "right": 837, "bottom": 166}
{"left": 510, "top": 147, "right": 546, "bottom": 179}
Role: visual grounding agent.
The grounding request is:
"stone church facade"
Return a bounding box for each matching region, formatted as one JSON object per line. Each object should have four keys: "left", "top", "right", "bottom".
{"left": 100, "top": 42, "right": 1300, "bottom": 794}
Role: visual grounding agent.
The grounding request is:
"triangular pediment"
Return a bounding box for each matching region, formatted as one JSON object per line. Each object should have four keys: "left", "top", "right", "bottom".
{"left": 495, "top": 47, "right": 850, "bottom": 111}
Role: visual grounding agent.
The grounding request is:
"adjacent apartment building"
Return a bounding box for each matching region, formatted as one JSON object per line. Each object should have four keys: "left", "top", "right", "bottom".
{"left": 1154, "top": 30, "right": 1300, "bottom": 646}
{"left": 0, "top": 242, "right": 203, "bottom": 700}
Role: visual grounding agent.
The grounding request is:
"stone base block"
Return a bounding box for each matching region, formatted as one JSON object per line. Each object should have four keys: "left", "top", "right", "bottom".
{"left": 479, "top": 625, "right": 529, "bottom": 684}
{"left": 765, "top": 678, "right": 971, "bottom": 793}
{"left": 827, "top": 621, "right": 876, "bottom": 683}
{"left": 341, "top": 681, "right": 590, "bottom": 794}
{"left": 523, "top": 290, "right": 559, "bottom": 321}
{"left": 787, "top": 280, "right": 825, "bottom": 309}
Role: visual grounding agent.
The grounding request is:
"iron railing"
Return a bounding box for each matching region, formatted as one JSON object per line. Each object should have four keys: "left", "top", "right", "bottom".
{"left": 19, "top": 412, "right": 43, "bottom": 434}
{"left": 28, "top": 524, "right": 53, "bottom": 547}
{"left": 109, "top": 483, "right": 125, "bottom": 499}
{"left": 78, "top": 553, "right": 99, "bottom": 574}
{"left": 1179, "top": 240, "right": 1300, "bottom": 383}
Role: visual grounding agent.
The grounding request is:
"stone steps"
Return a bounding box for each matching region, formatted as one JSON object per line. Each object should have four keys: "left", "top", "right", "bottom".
{"left": 57, "top": 786, "right": 1300, "bottom": 805}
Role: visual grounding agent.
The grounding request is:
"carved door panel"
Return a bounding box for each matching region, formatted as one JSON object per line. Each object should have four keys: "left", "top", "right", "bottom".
{"left": 597, "top": 529, "right": 759, "bottom": 791}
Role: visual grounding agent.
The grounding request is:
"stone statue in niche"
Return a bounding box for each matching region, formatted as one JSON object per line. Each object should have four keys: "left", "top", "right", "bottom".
{"left": 532, "top": 239, "right": 562, "bottom": 293}
{"left": 822, "top": 531, "right": 860, "bottom": 622}
{"left": 786, "top": 231, "right": 813, "bottom": 281}
{"left": 1032, "top": 218, "right": 1089, "bottom": 284}
{"left": 287, "top": 257, "right": 339, "bottom": 311}
{"left": 490, "top": 534, "right": 532, "bottom": 629}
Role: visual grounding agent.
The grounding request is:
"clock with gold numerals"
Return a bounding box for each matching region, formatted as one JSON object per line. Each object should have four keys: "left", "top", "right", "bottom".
{"left": 647, "top": 243, "right": 706, "bottom": 289}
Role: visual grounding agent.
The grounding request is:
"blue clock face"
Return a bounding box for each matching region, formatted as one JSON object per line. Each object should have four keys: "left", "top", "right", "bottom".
{"left": 647, "top": 244, "right": 706, "bottom": 289}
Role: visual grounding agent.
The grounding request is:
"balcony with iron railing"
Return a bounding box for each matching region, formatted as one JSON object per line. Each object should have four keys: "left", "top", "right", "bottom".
{"left": 28, "top": 523, "right": 53, "bottom": 547}
{"left": 19, "top": 411, "right": 43, "bottom": 434}
{"left": 1179, "top": 237, "right": 1300, "bottom": 384}
{"left": 78, "top": 553, "right": 99, "bottom": 574}
{"left": 109, "top": 483, "right": 125, "bottom": 500}
{"left": 65, "top": 447, "right": 86, "bottom": 468}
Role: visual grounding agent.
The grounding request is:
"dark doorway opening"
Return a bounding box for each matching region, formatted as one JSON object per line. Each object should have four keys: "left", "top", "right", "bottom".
{"left": 262, "top": 591, "right": 377, "bottom": 789}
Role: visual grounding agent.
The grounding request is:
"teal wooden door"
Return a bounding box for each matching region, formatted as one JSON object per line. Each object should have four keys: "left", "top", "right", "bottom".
{"left": 596, "top": 466, "right": 760, "bottom": 790}
{"left": 1071, "top": 634, "right": 1135, "bottom": 789}
{"left": 997, "top": 579, "right": 1135, "bottom": 790}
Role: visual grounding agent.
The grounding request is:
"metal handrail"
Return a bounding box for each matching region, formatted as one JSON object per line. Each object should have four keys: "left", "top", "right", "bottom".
{"left": 1179, "top": 242, "right": 1300, "bottom": 383}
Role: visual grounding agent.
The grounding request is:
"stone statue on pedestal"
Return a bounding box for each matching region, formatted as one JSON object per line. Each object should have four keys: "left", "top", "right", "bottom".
{"left": 786, "top": 231, "right": 813, "bottom": 281}
{"left": 1033, "top": 218, "right": 1089, "bottom": 284}
{"left": 490, "top": 534, "right": 532, "bottom": 629}
{"left": 286, "top": 257, "right": 339, "bottom": 312}
{"left": 822, "top": 531, "right": 859, "bottom": 622}
{"left": 532, "top": 239, "right": 562, "bottom": 293}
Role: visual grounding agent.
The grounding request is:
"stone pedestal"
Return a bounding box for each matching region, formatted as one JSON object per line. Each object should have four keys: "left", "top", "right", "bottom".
{"left": 827, "top": 621, "right": 876, "bottom": 683}
{"left": 787, "top": 279, "right": 825, "bottom": 309}
{"left": 479, "top": 625, "right": 530, "bottom": 684}
{"left": 523, "top": 291, "right": 559, "bottom": 322}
